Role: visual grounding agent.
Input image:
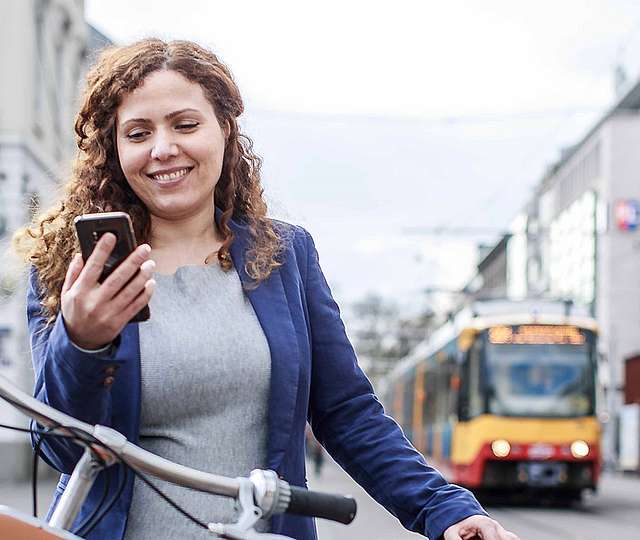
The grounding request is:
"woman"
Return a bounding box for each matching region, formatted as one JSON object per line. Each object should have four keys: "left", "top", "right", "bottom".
{"left": 15, "top": 39, "right": 518, "bottom": 540}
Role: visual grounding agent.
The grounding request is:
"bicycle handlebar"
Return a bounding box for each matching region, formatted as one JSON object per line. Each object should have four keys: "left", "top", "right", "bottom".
{"left": 0, "top": 375, "right": 241, "bottom": 497}
{"left": 288, "top": 486, "right": 356, "bottom": 525}
{"left": 0, "top": 375, "right": 357, "bottom": 528}
{"left": 0, "top": 375, "right": 94, "bottom": 435}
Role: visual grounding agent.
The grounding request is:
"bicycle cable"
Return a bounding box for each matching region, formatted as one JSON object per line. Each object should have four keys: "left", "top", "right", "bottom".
{"left": 32, "top": 425, "right": 50, "bottom": 518}
{"left": 62, "top": 424, "right": 210, "bottom": 531}
{"left": 1, "top": 422, "right": 107, "bottom": 532}
{"left": 0, "top": 419, "right": 211, "bottom": 533}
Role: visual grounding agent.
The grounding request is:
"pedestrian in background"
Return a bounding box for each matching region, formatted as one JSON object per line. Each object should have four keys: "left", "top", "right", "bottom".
{"left": 305, "top": 425, "right": 325, "bottom": 477}
{"left": 14, "top": 38, "right": 519, "bottom": 540}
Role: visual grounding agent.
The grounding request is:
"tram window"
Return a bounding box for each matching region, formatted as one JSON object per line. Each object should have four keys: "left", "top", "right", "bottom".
{"left": 423, "top": 372, "right": 437, "bottom": 424}
{"left": 467, "top": 338, "right": 484, "bottom": 418}
{"left": 485, "top": 341, "right": 594, "bottom": 417}
{"left": 403, "top": 372, "right": 415, "bottom": 428}
{"left": 446, "top": 361, "right": 458, "bottom": 419}
{"left": 457, "top": 351, "right": 471, "bottom": 421}
{"left": 436, "top": 367, "right": 449, "bottom": 423}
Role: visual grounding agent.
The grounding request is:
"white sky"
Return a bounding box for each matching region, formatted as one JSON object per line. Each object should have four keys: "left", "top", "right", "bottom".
{"left": 86, "top": 0, "right": 640, "bottom": 312}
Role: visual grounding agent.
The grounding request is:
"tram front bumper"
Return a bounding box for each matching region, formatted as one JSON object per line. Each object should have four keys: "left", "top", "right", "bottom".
{"left": 482, "top": 459, "right": 596, "bottom": 490}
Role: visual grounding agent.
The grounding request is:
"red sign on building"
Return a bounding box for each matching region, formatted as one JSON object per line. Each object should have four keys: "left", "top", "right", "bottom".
{"left": 625, "top": 355, "right": 640, "bottom": 405}
{"left": 614, "top": 199, "right": 640, "bottom": 231}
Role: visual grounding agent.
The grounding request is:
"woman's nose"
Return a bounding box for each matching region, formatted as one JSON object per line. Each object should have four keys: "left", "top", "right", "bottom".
{"left": 150, "top": 134, "right": 179, "bottom": 161}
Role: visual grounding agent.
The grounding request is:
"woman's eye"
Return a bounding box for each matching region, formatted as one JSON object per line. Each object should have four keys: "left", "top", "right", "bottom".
{"left": 127, "top": 131, "right": 149, "bottom": 140}
{"left": 176, "top": 122, "right": 199, "bottom": 130}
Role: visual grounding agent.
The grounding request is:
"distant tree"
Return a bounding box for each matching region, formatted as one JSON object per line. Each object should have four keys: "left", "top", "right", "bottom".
{"left": 349, "top": 293, "right": 436, "bottom": 381}
{"left": 394, "top": 308, "right": 436, "bottom": 357}
{"left": 351, "top": 292, "right": 396, "bottom": 357}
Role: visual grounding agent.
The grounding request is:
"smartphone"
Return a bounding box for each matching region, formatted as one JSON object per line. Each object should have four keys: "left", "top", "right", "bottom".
{"left": 73, "top": 211, "right": 150, "bottom": 322}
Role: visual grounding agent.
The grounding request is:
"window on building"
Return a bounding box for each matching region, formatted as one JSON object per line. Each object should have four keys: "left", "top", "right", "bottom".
{"left": 0, "top": 172, "right": 7, "bottom": 236}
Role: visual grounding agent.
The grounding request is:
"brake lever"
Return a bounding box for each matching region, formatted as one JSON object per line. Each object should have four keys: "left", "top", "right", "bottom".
{"left": 207, "top": 478, "right": 293, "bottom": 540}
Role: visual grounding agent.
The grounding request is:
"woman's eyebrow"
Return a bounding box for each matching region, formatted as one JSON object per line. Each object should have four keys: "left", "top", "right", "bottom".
{"left": 165, "top": 108, "right": 200, "bottom": 120}
{"left": 120, "top": 108, "right": 201, "bottom": 128}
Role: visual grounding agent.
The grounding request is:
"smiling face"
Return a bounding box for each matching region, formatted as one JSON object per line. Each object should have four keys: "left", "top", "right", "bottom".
{"left": 115, "top": 69, "right": 227, "bottom": 222}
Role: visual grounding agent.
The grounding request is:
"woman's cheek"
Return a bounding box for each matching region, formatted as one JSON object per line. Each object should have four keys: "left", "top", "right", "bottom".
{"left": 120, "top": 149, "right": 148, "bottom": 191}
{"left": 119, "top": 142, "right": 144, "bottom": 174}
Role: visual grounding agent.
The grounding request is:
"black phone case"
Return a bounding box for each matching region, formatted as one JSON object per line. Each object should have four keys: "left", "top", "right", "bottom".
{"left": 73, "top": 212, "right": 150, "bottom": 323}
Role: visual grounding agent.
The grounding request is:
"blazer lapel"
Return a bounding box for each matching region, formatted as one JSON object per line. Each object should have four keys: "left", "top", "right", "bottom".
{"left": 225, "top": 213, "right": 301, "bottom": 473}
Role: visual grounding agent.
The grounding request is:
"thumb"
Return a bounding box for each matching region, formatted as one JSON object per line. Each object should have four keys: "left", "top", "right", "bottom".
{"left": 62, "top": 253, "right": 83, "bottom": 294}
{"left": 443, "top": 528, "right": 463, "bottom": 540}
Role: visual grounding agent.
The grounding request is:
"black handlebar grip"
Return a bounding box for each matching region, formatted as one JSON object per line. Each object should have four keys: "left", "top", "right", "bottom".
{"left": 287, "top": 486, "right": 357, "bottom": 524}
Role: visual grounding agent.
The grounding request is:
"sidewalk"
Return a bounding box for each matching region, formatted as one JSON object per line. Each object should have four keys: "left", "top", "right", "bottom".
{"left": 307, "top": 457, "right": 424, "bottom": 539}
{"left": 0, "top": 477, "right": 57, "bottom": 517}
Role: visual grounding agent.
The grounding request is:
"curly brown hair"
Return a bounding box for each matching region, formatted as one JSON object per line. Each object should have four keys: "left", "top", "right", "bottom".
{"left": 13, "top": 39, "right": 282, "bottom": 323}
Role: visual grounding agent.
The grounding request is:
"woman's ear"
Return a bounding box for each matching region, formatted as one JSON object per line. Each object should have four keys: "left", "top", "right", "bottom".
{"left": 223, "top": 120, "right": 231, "bottom": 139}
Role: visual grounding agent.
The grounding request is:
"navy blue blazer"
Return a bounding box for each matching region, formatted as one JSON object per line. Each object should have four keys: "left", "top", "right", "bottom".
{"left": 28, "top": 215, "right": 486, "bottom": 540}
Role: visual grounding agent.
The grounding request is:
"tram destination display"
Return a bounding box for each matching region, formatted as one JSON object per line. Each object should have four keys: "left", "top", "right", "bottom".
{"left": 488, "top": 325, "right": 586, "bottom": 345}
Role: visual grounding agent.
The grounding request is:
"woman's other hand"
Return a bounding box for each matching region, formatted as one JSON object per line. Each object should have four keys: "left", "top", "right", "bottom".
{"left": 61, "top": 232, "right": 156, "bottom": 350}
{"left": 444, "top": 515, "right": 520, "bottom": 540}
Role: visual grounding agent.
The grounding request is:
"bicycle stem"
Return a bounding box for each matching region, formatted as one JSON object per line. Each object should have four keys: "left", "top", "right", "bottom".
{"left": 49, "top": 448, "right": 104, "bottom": 531}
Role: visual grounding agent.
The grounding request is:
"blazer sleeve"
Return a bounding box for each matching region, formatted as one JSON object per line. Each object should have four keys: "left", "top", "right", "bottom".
{"left": 302, "top": 230, "right": 487, "bottom": 540}
{"left": 27, "top": 267, "right": 123, "bottom": 473}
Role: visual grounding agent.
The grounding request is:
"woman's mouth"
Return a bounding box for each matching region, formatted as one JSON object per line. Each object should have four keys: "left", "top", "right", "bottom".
{"left": 147, "top": 167, "right": 193, "bottom": 185}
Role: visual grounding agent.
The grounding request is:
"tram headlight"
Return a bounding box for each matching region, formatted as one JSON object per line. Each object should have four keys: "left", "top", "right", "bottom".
{"left": 570, "top": 440, "right": 589, "bottom": 458}
{"left": 491, "top": 439, "right": 511, "bottom": 458}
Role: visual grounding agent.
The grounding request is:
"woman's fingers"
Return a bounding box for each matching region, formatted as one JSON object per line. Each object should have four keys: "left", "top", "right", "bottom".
{"left": 59, "top": 227, "right": 158, "bottom": 346}
{"left": 109, "top": 259, "right": 156, "bottom": 312}
{"left": 76, "top": 233, "right": 117, "bottom": 288}
{"left": 62, "top": 253, "right": 83, "bottom": 295}
{"left": 100, "top": 243, "right": 151, "bottom": 300}
{"left": 58, "top": 235, "right": 157, "bottom": 349}
{"left": 119, "top": 278, "right": 156, "bottom": 324}
{"left": 443, "top": 516, "right": 520, "bottom": 540}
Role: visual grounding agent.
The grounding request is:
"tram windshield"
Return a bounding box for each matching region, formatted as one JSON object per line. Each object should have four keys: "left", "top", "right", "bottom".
{"left": 485, "top": 342, "right": 595, "bottom": 417}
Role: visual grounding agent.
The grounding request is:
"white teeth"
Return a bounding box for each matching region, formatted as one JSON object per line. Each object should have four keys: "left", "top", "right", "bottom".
{"left": 151, "top": 168, "right": 189, "bottom": 182}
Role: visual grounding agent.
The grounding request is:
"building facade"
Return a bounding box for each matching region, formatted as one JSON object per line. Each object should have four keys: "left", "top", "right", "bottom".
{"left": 0, "top": 0, "right": 110, "bottom": 480}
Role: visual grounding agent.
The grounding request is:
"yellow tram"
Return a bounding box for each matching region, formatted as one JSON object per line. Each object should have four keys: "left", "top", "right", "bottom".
{"left": 381, "top": 300, "right": 601, "bottom": 500}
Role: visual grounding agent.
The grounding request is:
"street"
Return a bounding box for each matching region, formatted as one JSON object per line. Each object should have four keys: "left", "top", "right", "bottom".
{"left": 307, "top": 458, "right": 640, "bottom": 540}
{"left": 1, "top": 459, "right": 638, "bottom": 539}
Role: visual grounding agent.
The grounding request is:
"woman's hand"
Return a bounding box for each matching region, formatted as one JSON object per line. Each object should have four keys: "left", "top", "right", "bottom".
{"left": 61, "top": 232, "right": 156, "bottom": 350}
{"left": 444, "top": 515, "right": 520, "bottom": 540}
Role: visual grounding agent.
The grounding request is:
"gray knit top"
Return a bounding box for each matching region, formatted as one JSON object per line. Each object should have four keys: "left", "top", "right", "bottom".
{"left": 123, "top": 264, "right": 271, "bottom": 539}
